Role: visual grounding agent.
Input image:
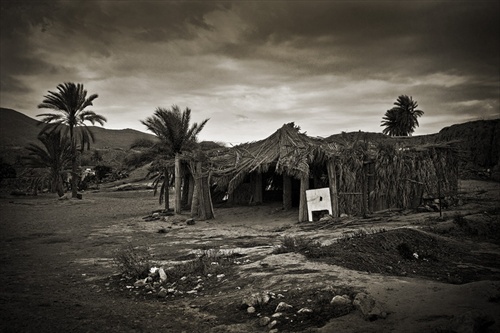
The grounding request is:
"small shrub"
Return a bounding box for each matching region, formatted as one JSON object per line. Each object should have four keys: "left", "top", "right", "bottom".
{"left": 167, "top": 249, "right": 236, "bottom": 281}
{"left": 273, "top": 236, "right": 321, "bottom": 254}
{"left": 95, "top": 165, "right": 113, "bottom": 181}
{"left": 113, "top": 243, "right": 152, "bottom": 279}
{"left": 273, "top": 236, "right": 333, "bottom": 258}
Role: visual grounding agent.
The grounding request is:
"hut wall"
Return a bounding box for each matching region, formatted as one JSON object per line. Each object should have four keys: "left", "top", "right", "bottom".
{"left": 331, "top": 144, "right": 458, "bottom": 215}
{"left": 371, "top": 146, "right": 458, "bottom": 211}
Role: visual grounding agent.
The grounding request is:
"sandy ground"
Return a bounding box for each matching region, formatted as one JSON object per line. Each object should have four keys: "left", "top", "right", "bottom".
{"left": 0, "top": 179, "right": 499, "bottom": 332}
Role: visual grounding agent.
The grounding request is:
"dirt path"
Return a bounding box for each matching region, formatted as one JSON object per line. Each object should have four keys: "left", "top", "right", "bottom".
{"left": 0, "top": 180, "right": 499, "bottom": 332}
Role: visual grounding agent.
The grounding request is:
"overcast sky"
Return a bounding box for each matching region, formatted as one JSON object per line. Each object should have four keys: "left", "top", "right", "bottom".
{"left": 1, "top": 0, "right": 498, "bottom": 144}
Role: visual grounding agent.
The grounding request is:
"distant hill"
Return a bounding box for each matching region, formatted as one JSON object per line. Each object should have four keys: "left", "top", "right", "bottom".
{"left": 0, "top": 108, "right": 157, "bottom": 150}
{"left": 437, "top": 119, "right": 500, "bottom": 168}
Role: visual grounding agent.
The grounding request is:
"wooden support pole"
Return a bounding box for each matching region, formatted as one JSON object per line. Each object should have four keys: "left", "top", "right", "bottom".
{"left": 362, "top": 162, "right": 368, "bottom": 217}
{"left": 190, "top": 162, "right": 200, "bottom": 218}
{"left": 187, "top": 172, "right": 194, "bottom": 209}
{"left": 327, "top": 161, "right": 339, "bottom": 217}
{"left": 199, "top": 165, "right": 214, "bottom": 220}
{"left": 283, "top": 174, "right": 292, "bottom": 210}
{"left": 298, "top": 173, "right": 309, "bottom": 222}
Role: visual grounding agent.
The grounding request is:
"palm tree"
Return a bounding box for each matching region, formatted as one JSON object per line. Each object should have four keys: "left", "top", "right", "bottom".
{"left": 381, "top": 95, "right": 424, "bottom": 136}
{"left": 128, "top": 138, "right": 173, "bottom": 210}
{"left": 24, "top": 130, "right": 72, "bottom": 197}
{"left": 91, "top": 149, "right": 103, "bottom": 165}
{"left": 141, "top": 105, "right": 209, "bottom": 213}
{"left": 37, "top": 82, "right": 107, "bottom": 198}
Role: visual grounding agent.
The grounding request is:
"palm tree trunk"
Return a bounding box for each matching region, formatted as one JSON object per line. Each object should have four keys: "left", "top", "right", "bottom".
{"left": 70, "top": 126, "right": 78, "bottom": 198}
{"left": 56, "top": 174, "right": 64, "bottom": 197}
{"left": 174, "top": 153, "right": 182, "bottom": 214}
{"left": 164, "top": 168, "right": 170, "bottom": 211}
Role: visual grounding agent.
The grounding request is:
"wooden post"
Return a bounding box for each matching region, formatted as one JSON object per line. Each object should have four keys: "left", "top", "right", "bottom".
{"left": 181, "top": 173, "right": 190, "bottom": 208}
{"left": 362, "top": 162, "right": 368, "bottom": 217}
{"left": 298, "top": 173, "right": 309, "bottom": 222}
{"left": 174, "top": 153, "right": 182, "bottom": 214}
{"left": 327, "top": 160, "right": 339, "bottom": 217}
{"left": 368, "top": 162, "right": 375, "bottom": 213}
{"left": 187, "top": 172, "right": 195, "bottom": 209}
{"left": 283, "top": 174, "right": 292, "bottom": 210}
{"left": 190, "top": 162, "right": 200, "bottom": 218}
{"left": 199, "top": 165, "right": 214, "bottom": 220}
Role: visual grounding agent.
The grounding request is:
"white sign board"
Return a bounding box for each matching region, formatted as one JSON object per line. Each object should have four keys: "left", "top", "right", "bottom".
{"left": 305, "top": 188, "right": 332, "bottom": 222}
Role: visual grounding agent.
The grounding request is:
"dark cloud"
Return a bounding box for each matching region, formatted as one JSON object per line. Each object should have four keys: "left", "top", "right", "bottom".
{"left": 0, "top": 1, "right": 498, "bottom": 142}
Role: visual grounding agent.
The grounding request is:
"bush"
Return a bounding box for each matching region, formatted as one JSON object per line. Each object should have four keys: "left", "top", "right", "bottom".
{"left": 124, "top": 151, "right": 150, "bottom": 168}
{"left": 273, "top": 236, "right": 329, "bottom": 258}
{"left": 113, "top": 243, "right": 152, "bottom": 279}
{"left": 95, "top": 165, "right": 113, "bottom": 181}
{"left": 167, "top": 249, "right": 235, "bottom": 281}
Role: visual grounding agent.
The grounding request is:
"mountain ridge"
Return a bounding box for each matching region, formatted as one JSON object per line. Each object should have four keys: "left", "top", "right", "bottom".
{"left": 0, "top": 107, "right": 157, "bottom": 150}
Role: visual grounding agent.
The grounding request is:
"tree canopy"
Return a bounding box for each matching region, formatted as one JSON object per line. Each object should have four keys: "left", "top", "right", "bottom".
{"left": 381, "top": 95, "right": 424, "bottom": 136}
{"left": 141, "top": 105, "right": 209, "bottom": 154}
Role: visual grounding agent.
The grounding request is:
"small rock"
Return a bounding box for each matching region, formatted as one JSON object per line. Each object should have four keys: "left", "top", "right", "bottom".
{"left": 242, "top": 292, "right": 271, "bottom": 307}
{"left": 331, "top": 295, "right": 351, "bottom": 306}
{"left": 275, "top": 301, "right": 293, "bottom": 312}
{"left": 157, "top": 288, "right": 167, "bottom": 298}
{"left": 186, "top": 218, "right": 196, "bottom": 225}
{"left": 167, "top": 288, "right": 176, "bottom": 294}
{"left": 269, "top": 330, "right": 279, "bottom": 333}
{"left": 340, "top": 213, "right": 348, "bottom": 218}
{"left": 216, "top": 274, "right": 225, "bottom": 280}
{"left": 158, "top": 268, "right": 167, "bottom": 282}
{"left": 134, "top": 279, "right": 147, "bottom": 287}
{"left": 152, "top": 212, "right": 160, "bottom": 218}
{"left": 259, "top": 316, "right": 271, "bottom": 326}
{"left": 247, "top": 306, "right": 256, "bottom": 314}
{"left": 297, "top": 308, "right": 313, "bottom": 314}
{"left": 272, "top": 312, "right": 283, "bottom": 318}
{"left": 353, "top": 292, "right": 386, "bottom": 321}
{"left": 268, "top": 320, "right": 278, "bottom": 329}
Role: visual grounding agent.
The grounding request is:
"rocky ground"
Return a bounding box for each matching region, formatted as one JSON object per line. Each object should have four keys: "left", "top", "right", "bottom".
{"left": 0, "top": 179, "right": 499, "bottom": 332}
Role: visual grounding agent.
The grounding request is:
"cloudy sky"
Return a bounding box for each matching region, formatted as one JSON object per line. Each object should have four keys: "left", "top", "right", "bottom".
{"left": 1, "top": 0, "right": 498, "bottom": 144}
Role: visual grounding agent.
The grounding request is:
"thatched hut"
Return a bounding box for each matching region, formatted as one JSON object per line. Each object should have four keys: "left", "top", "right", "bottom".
{"left": 212, "top": 124, "right": 459, "bottom": 222}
